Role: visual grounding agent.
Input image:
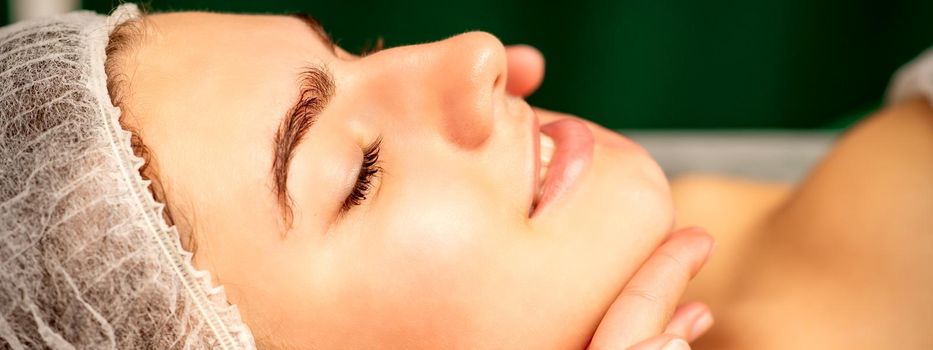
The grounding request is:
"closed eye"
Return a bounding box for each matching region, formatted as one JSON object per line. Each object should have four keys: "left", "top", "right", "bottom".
{"left": 340, "top": 137, "right": 383, "bottom": 214}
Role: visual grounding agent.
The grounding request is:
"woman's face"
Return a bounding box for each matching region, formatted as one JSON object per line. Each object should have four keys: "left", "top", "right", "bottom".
{"left": 118, "top": 12, "right": 673, "bottom": 348}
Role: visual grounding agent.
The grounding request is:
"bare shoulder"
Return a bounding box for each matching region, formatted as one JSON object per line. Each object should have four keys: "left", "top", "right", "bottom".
{"left": 673, "top": 98, "right": 933, "bottom": 248}
{"left": 691, "top": 99, "right": 933, "bottom": 349}
{"left": 772, "top": 98, "right": 933, "bottom": 255}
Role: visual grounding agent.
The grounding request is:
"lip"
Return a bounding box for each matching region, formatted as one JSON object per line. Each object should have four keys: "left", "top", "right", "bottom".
{"left": 530, "top": 118, "right": 594, "bottom": 217}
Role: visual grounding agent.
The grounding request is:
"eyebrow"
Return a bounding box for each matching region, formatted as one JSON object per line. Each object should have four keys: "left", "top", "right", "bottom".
{"left": 272, "top": 15, "right": 337, "bottom": 230}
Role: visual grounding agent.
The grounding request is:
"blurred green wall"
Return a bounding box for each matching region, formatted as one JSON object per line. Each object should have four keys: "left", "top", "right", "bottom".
{"left": 6, "top": 0, "right": 933, "bottom": 129}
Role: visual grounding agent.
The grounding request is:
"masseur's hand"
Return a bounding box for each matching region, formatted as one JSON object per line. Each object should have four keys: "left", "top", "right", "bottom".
{"left": 587, "top": 227, "right": 715, "bottom": 350}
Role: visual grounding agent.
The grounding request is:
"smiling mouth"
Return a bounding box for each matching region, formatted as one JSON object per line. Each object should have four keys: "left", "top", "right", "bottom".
{"left": 530, "top": 118, "right": 595, "bottom": 217}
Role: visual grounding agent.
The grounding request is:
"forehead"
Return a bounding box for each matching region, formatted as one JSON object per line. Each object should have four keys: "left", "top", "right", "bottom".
{"left": 122, "top": 12, "right": 335, "bottom": 228}
{"left": 129, "top": 11, "right": 336, "bottom": 124}
{"left": 129, "top": 12, "right": 324, "bottom": 141}
{"left": 144, "top": 12, "right": 331, "bottom": 63}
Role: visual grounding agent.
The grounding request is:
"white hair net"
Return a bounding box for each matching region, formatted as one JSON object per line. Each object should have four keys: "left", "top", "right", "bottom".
{"left": 887, "top": 46, "right": 933, "bottom": 107}
{"left": 0, "top": 4, "right": 256, "bottom": 349}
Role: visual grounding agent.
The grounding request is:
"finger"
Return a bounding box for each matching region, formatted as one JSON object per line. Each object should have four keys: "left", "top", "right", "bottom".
{"left": 505, "top": 45, "right": 545, "bottom": 97}
{"left": 664, "top": 302, "right": 714, "bottom": 342}
{"left": 627, "top": 334, "right": 691, "bottom": 350}
{"left": 588, "top": 227, "right": 714, "bottom": 349}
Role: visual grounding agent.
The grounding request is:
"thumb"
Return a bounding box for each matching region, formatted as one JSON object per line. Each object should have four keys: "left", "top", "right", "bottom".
{"left": 505, "top": 44, "right": 545, "bottom": 97}
{"left": 628, "top": 334, "right": 691, "bottom": 350}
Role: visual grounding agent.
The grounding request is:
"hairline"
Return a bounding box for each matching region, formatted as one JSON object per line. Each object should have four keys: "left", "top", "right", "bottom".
{"left": 105, "top": 12, "right": 198, "bottom": 253}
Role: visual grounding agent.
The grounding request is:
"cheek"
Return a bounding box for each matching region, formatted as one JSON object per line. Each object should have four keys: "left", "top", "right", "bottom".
{"left": 585, "top": 142, "right": 674, "bottom": 254}
{"left": 365, "top": 137, "right": 522, "bottom": 271}
{"left": 303, "top": 167, "right": 522, "bottom": 347}
{"left": 372, "top": 175, "right": 505, "bottom": 287}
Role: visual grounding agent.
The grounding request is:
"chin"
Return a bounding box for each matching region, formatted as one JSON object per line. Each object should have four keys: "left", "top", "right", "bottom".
{"left": 591, "top": 119, "right": 675, "bottom": 234}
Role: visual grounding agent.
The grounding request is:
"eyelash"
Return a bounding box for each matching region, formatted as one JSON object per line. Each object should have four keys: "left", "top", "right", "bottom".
{"left": 340, "top": 137, "right": 383, "bottom": 213}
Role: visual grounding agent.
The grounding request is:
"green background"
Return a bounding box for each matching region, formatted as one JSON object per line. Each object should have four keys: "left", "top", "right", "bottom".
{"left": 5, "top": 0, "right": 932, "bottom": 129}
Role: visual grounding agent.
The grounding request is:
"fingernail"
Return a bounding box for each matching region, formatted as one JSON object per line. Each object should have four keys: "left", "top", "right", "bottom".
{"left": 661, "top": 338, "right": 690, "bottom": 350}
{"left": 690, "top": 311, "right": 714, "bottom": 340}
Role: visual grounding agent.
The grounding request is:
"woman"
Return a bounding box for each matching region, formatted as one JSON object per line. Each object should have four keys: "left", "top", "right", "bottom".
{"left": 105, "top": 6, "right": 713, "bottom": 349}
{"left": 1, "top": 4, "right": 712, "bottom": 350}
{"left": 2, "top": 3, "right": 931, "bottom": 349}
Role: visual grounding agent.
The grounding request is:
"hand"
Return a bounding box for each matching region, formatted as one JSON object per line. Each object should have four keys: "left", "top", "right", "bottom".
{"left": 626, "top": 302, "right": 714, "bottom": 350}
{"left": 588, "top": 227, "right": 715, "bottom": 350}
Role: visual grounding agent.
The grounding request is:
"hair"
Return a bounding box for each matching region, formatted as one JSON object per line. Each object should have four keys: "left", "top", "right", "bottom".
{"left": 103, "top": 10, "right": 198, "bottom": 254}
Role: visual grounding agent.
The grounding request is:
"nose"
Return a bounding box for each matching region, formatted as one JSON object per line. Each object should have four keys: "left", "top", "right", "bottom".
{"left": 444, "top": 31, "right": 508, "bottom": 97}
{"left": 369, "top": 31, "right": 508, "bottom": 150}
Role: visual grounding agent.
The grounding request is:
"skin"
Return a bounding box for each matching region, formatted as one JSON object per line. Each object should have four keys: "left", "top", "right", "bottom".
{"left": 674, "top": 98, "right": 933, "bottom": 349}
{"left": 508, "top": 39, "right": 933, "bottom": 349}
{"left": 105, "top": 8, "right": 933, "bottom": 349}
{"left": 111, "top": 12, "right": 707, "bottom": 349}
{"left": 508, "top": 48, "right": 713, "bottom": 350}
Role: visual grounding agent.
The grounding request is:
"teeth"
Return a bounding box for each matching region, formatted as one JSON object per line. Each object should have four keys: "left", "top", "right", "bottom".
{"left": 538, "top": 133, "right": 555, "bottom": 192}
{"left": 540, "top": 133, "right": 555, "bottom": 165}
